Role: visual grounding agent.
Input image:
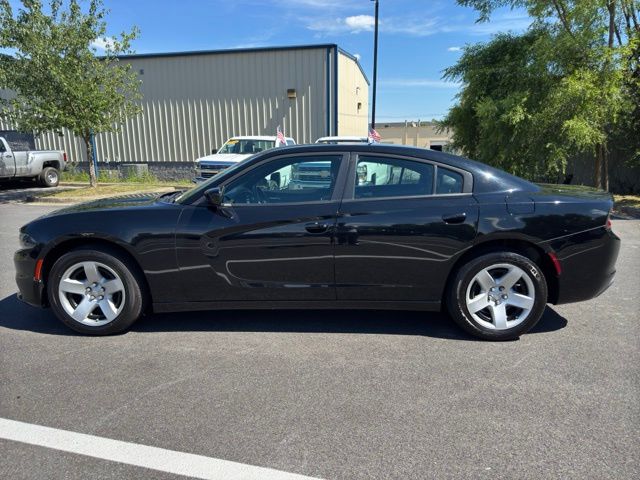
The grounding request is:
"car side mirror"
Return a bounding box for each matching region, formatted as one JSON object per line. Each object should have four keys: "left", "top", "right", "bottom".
{"left": 204, "top": 187, "right": 224, "bottom": 207}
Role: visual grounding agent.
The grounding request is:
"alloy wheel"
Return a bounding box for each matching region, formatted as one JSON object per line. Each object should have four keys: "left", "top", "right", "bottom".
{"left": 57, "top": 261, "right": 126, "bottom": 326}
{"left": 464, "top": 263, "right": 535, "bottom": 330}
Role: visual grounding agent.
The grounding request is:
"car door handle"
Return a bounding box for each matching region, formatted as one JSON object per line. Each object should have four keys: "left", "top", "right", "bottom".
{"left": 442, "top": 213, "right": 466, "bottom": 224}
{"left": 305, "top": 222, "right": 329, "bottom": 234}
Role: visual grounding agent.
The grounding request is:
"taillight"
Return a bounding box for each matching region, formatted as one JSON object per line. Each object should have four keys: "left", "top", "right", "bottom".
{"left": 605, "top": 214, "right": 612, "bottom": 230}
{"left": 63, "top": 152, "right": 68, "bottom": 162}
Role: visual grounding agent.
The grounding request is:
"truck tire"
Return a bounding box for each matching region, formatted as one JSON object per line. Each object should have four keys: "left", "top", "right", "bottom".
{"left": 40, "top": 166, "right": 60, "bottom": 187}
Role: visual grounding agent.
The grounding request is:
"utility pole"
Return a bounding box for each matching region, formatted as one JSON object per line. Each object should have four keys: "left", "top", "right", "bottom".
{"left": 371, "top": 0, "right": 379, "bottom": 130}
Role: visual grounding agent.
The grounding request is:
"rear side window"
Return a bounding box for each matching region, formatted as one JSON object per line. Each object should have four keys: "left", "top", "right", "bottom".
{"left": 436, "top": 167, "right": 464, "bottom": 194}
{"left": 355, "top": 156, "right": 434, "bottom": 199}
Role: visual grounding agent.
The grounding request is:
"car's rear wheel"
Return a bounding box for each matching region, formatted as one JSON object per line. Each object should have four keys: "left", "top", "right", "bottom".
{"left": 47, "top": 247, "right": 144, "bottom": 335}
{"left": 446, "top": 251, "right": 548, "bottom": 340}
{"left": 39, "top": 166, "right": 60, "bottom": 187}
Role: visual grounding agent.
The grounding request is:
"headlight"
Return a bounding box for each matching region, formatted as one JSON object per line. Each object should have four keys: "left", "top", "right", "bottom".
{"left": 19, "top": 232, "right": 37, "bottom": 248}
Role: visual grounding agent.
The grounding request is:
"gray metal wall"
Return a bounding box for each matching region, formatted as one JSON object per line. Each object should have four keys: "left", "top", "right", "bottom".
{"left": 2, "top": 46, "right": 338, "bottom": 163}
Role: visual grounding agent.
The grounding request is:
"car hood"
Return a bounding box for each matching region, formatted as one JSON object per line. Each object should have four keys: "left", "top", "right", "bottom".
{"left": 40, "top": 192, "right": 169, "bottom": 218}
{"left": 197, "top": 153, "right": 251, "bottom": 163}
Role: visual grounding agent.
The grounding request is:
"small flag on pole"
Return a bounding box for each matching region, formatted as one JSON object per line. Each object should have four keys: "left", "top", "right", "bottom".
{"left": 276, "top": 125, "right": 286, "bottom": 146}
{"left": 368, "top": 127, "right": 381, "bottom": 143}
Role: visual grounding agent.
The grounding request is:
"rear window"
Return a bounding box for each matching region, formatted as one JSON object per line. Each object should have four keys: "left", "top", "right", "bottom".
{"left": 436, "top": 167, "right": 464, "bottom": 194}
{"left": 218, "top": 139, "right": 275, "bottom": 154}
{"left": 0, "top": 131, "right": 36, "bottom": 150}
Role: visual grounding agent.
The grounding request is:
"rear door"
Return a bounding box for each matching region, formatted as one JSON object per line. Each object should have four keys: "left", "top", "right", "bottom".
{"left": 334, "top": 153, "right": 479, "bottom": 303}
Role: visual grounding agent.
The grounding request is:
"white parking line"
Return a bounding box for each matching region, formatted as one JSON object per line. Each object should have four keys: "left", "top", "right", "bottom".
{"left": 0, "top": 417, "right": 321, "bottom": 480}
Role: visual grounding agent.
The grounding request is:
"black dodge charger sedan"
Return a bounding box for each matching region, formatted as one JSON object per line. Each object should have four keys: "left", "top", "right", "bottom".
{"left": 15, "top": 144, "right": 620, "bottom": 340}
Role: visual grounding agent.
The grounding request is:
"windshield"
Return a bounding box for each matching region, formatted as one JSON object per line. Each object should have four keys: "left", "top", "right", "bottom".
{"left": 218, "top": 139, "right": 275, "bottom": 155}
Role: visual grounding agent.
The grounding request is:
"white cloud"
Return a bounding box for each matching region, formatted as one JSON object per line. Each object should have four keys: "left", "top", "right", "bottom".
{"left": 308, "top": 15, "right": 439, "bottom": 37}
{"left": 447, "top": 46, "right": 462, "bottom": 52}
{"left": 306, "top": 10, "right": 531, "bottom": 38}
{"left": 344, "top": 15, "right": 375, "bottom": 32}
{"left": 379, "top": 79, "right": 462, "bottom": 89}
{"left": 308, "top": 15, "right": 376, "bottom": 34}
{"left": 354, "top": 53, "right": 361, "bottom": 60}
{"left": 91, "top": 37, "right": 115, "bottom": 51}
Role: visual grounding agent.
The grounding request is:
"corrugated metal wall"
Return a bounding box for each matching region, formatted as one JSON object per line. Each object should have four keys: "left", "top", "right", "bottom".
{"left": 2, "top": 45, "right": 370, "bottom": 163}
{"left": 4, "top": 47, "right": 331, "bottom": 163}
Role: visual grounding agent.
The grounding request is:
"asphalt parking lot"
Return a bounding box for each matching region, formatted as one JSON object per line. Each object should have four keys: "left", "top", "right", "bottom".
{"left": 0, "top": 181, "right": 61, "bottom": 204}
{"left": 0, "top": 203, "right": 638, "bottom": 480}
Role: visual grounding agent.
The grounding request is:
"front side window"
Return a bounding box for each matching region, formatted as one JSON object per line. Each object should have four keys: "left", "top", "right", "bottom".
{"left": 223, "top": 155, "right": 342, "bottom": 205}
{"left": 354, "top": 156, "right": 434, "bottom": 199}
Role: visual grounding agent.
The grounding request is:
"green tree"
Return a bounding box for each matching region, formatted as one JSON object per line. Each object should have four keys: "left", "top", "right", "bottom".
{"left": 443, "top": 0, "right": 639, "bottom": 189}
{"left": 0, "top": 0, "right": 141, "bottom": 187}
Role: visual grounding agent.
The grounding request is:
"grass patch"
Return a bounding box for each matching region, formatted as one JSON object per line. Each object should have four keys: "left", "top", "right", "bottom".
{"left": 46, "top": 184, "right": 178, "bottom": 199}
{"left": 614, "top": 195, "right": 640, "bottom": 209}
{"left": 61, "top": 166, "right": 192, "bottom": 187}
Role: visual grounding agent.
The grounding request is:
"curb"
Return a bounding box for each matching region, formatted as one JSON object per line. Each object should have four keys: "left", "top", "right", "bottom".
{"left": 25, "top": 186, "right": 177, "bottom": 205}
{"left": 25, "top": 196, "right": 85, "bottom": 204}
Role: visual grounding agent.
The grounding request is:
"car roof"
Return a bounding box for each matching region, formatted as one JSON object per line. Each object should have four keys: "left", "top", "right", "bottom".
{"left": 256, "top": 143, "right": 537, "bottom": 194}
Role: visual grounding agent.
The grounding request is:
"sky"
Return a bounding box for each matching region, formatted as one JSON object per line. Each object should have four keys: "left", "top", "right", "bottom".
{"left": 7, "top": 0, "right": 532, "bottom": 122}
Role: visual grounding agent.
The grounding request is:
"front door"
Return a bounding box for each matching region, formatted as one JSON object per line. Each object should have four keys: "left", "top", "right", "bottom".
{"left": 175, "top": 153, "right": 348, "bottom": 303}
{"left": 335, "top": 153, "right": 479, "bottom": 303}
{"left": 0, "top": 141, "right": 15, "bottom": 178}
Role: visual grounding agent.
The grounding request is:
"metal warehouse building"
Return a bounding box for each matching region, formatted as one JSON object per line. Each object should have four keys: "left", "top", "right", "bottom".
{"left": 2, "top": 44, "right": 369, "bottom": 164}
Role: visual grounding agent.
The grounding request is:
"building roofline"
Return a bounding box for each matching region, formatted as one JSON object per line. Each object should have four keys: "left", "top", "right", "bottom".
{"left": 337, "top": 47, "right": 370, "bottom": 86}
{"left": 112, "top": 43, "right": 371, "bottom": 86}
{"left": 114, "top": 43, "right": 340, "bottom": 60}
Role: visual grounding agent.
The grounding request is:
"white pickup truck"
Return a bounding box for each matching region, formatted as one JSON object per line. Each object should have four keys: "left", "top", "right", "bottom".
{"left": 195, "top": 135, "right": 295, "bottom": 180}
{"left": 0, "top": 136, "right": 67, "bottom": 187}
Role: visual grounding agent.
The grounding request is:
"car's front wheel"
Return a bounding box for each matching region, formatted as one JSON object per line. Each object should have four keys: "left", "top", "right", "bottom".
{"left": 47, "top": 247, "right": 145, "bottom": 335}
{"left": 447, "top": 251, "right": 548, "bottom": 340}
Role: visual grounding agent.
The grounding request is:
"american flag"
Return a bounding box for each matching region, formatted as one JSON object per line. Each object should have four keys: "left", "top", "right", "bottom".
{"left": 368, "top": 127, "right": 381, "bottom": 143}
{"left": 276, "top": 125, "right": 286, "bottom": 146}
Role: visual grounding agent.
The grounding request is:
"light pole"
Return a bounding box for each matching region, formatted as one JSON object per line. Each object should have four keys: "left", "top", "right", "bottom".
{"left": 371, "top": 0, "right": 379, "bottom": 130}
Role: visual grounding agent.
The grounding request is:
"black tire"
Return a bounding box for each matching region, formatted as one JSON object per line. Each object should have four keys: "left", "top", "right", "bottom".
{"left": 446, "top": 251, "right": 548, "bottom": 341}
{"left": 47, "top": 246, "right": 145, "bottom": 335}
{"left": 39, "top": 166, "right": 60, "bottom": 187}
